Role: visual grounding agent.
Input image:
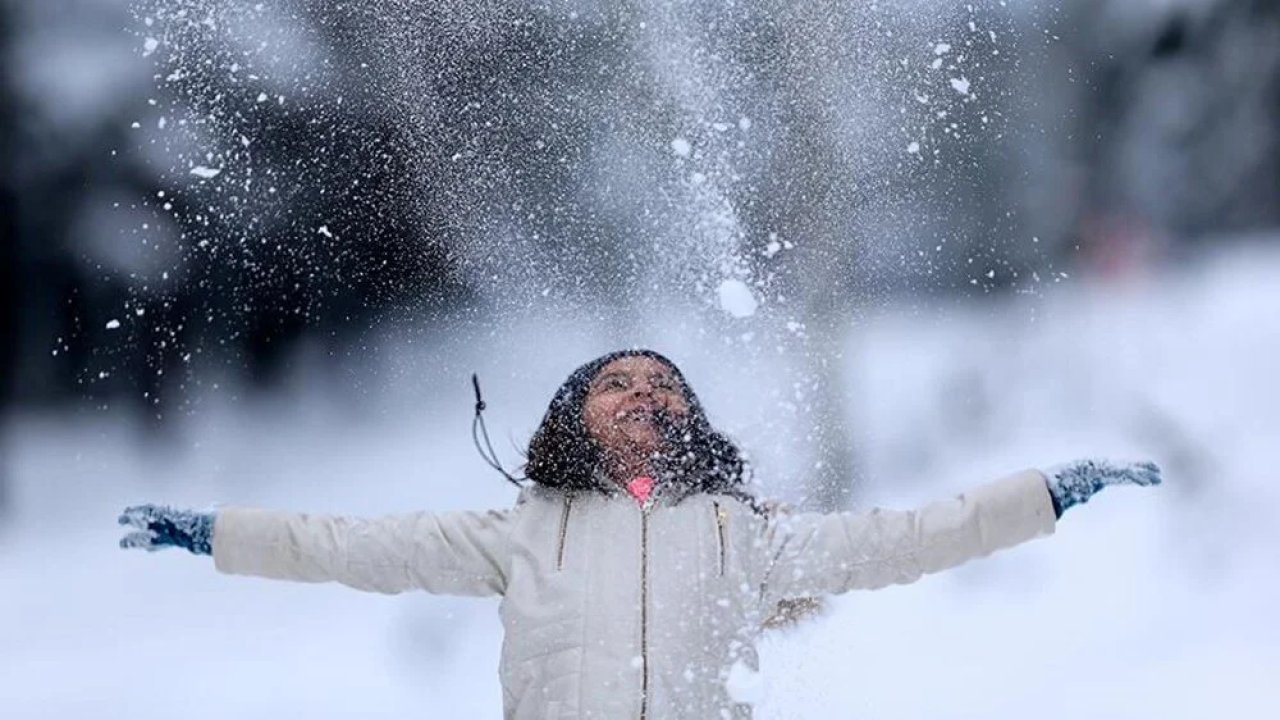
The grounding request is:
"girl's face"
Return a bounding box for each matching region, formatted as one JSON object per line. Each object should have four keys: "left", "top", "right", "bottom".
{"left": 582, "top": 356, "right": 692, "bottom": 464}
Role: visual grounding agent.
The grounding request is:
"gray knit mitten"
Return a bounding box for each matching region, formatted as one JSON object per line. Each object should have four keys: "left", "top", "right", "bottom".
{"left": 1042, "top": 459, "right": 1162, "bottom": 518}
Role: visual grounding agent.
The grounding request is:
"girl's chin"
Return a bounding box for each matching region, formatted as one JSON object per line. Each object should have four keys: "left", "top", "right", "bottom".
{"left": 625, "top": 435, "right": 662, "bottom": 453}
{"left": 607, "top": 431, "right": 662, "bottom": 456}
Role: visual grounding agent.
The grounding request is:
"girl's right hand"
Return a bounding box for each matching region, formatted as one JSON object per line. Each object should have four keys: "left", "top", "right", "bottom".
{"left": 118, "top": 504, "right": 215, "bottom": 556}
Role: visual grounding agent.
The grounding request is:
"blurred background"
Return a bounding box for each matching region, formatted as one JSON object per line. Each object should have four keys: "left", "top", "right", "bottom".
{"left": 2, "top": 0, "right": 1277, "bottom": 717}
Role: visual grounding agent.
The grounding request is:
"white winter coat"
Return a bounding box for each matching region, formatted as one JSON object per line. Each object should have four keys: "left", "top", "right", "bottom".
{"left": 213, "top": 469, "right": 1056, "bottom": 719}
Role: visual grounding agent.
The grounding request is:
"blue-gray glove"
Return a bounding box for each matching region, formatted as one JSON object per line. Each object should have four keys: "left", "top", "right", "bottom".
{"left": 118, "top": 504, "right": 215, "bottom": 556}
{"left": 1042, "top": 458, "right": 1162, "bottom": 518}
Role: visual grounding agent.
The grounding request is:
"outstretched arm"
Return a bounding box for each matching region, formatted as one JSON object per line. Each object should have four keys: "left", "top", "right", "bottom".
{"left": 760, "top": 459, "right": 1160, "bottom": 604}
{"left": 119, "top": 504, "right": 516, "bottom": 596}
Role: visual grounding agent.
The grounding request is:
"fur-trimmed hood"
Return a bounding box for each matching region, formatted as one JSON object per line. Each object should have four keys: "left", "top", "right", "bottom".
{"left": 523, "top": 349, "right": 756, "bottom": 508}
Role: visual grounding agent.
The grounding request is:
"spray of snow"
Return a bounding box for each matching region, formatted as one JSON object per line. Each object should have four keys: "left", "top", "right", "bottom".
{"left": 725, "top": 659, "right": 766, "bottom": 705}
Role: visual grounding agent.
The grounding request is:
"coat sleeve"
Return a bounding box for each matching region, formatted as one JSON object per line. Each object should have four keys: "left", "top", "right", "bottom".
{"left": 759, "top": 469, "right": 1056, "bottom": 604}
{"left": 212, "top": 506, "right": 516, "bottom": 596}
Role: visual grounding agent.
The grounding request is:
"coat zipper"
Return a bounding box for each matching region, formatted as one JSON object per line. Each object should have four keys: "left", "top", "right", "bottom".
{"left": 639, "top": 503, "right": 651, "bottom": 720}
{"left": 555, "top": 495, "right": 573, "bottom": 571}
{"left": 713, "top": 501, "right": 728, "bottom": 577}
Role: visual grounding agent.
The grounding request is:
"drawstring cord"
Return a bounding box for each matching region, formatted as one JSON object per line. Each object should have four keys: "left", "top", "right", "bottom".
{"left": 471, "top": 373, "right": 525, "bottom": 487}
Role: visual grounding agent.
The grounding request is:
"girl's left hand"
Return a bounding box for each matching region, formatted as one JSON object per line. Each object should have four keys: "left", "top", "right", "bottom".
{"left": 118, "top": 504, "right": 215, "bottom": 556}
{"left": 1042, "top": 459, "right": 1162, "bottom": 517}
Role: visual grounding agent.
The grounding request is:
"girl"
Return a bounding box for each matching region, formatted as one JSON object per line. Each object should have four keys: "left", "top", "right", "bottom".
{"left": 119, "top": 349, "right": 1160, "bottom": 719}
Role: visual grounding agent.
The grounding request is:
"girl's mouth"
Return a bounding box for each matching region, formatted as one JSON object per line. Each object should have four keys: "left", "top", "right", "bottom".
{"left": 617, "top": 406, "right": 658, "bottom": 422}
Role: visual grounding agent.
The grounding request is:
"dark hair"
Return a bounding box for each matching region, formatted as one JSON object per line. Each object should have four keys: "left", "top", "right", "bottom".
{"left": 524, "top": 349, "right": 755, "bottom": 506}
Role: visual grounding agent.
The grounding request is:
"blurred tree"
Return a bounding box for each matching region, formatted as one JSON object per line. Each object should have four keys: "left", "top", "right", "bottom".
{"left": 722, "top": 2, "right": 1031, "bottom": 508}
{"left": 0, "top": 0, "right": 15, "bottom": 513}
{"left": 1024, "top": 0, "right": 1280, "bottom": 268}
{"left": 1, "top": 1, "right": 15, "bottom": 403}
{"left": 4, "top": 0, "right": 475, "bottom": 419}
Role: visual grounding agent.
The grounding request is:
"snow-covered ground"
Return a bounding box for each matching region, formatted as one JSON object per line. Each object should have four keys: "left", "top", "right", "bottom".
{"left": 2, "top": 243, "right": 1278, "bottom": 719}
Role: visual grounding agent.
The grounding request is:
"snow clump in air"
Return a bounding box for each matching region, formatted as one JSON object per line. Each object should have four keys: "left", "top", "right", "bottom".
{"left": 716, "top": 279, "right": 758, "bottom": 318}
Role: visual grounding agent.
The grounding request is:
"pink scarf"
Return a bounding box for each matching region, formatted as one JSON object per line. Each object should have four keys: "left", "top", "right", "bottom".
{"left": 626, "top": 476, "right": 655, "bottom": 505}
